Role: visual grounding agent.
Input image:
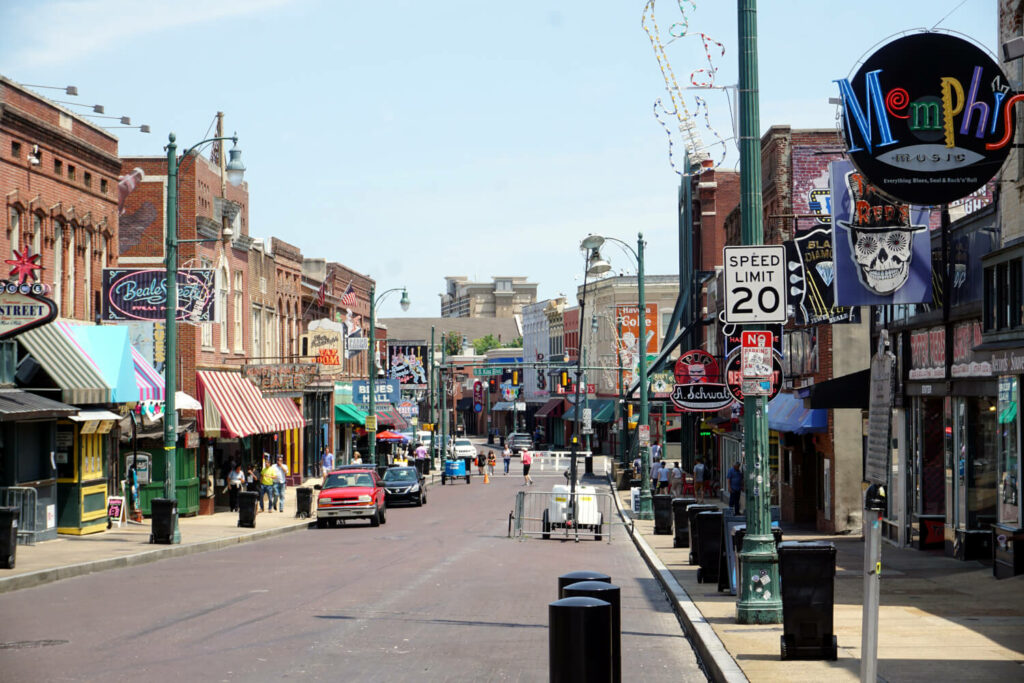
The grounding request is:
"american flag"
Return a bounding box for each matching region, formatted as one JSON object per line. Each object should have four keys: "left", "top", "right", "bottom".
{"left": 316, "top": 279, "right": 328, "bottom": 307}
{"left": 340, "top": 283, "right": 357, "bottom": 306}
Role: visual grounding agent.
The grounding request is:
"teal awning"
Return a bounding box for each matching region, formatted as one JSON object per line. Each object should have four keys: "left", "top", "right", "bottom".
{"left": 335, "top": 403, "right": 368, "bottom": 425}
{"left": 563, "top": 399, "right": 615, "bottom": 423}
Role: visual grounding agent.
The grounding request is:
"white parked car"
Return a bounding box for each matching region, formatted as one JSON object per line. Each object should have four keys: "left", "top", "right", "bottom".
{"left": 452, "top": 438, "right": 476, "bottom": 458}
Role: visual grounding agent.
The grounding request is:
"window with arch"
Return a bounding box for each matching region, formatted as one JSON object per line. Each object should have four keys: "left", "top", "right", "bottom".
{"left": 9, "top": 207, "right": 20, "bottom": 258}
{"left": 54, "top": 222, "right": 63, "bottom": 311}
{"left": 83, "top": 232, "right": 92, "bottom": 320}
{"left": 66, "top": 226, "right": 76, "bottom": 317}
{"left": 31, "top": 213, "right": 42, "bottom": 255}
{"left": 219, "top": 262, "right": 229, "bottom": 352}
{"left": 233, "top": 270, "right": 243, "bottom": 353}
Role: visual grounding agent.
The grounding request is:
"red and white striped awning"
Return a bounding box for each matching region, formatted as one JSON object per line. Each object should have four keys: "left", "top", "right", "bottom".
{"left": 197, "top": 370, "right": 304, "bottom": 439}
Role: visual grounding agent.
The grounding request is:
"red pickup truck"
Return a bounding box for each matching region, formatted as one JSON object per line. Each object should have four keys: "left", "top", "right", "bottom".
{"left": 315, "top": 468, "right": 386, "bottom": 528}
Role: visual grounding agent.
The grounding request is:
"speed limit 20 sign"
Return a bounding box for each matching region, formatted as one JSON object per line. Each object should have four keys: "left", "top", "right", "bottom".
{"left": 723, "top": 246, "right": 787, "bottom": 324}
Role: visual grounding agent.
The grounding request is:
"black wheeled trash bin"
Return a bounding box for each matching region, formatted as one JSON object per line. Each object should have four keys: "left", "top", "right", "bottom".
{"left": 238, "top": 491, "right": 257, "bottom": 528}
{"left": 296, "top": 487, "right": 313, "bottom": 518}
{"left": 778, "top": 541, "right": 838, "bottom": 660}
{"left": 686, "top": 504, "right": 718, "bottom": 564}
{"left": 672, "top": 498, "right": 696, "bottom": 547}
{"left": 694, "top": 510, "right": 723, "bottom": 583}
{"left": 653, "top": 495, "right": 673, "bottom": 534}
{"left": 0, "top": 507, "right": 19, "bottom": 569}
{"left": 150, "top": 498, "right": 177, "bottom": 544}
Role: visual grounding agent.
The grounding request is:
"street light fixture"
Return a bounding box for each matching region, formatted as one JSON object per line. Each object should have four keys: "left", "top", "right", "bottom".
{"left": 162, "top": 131, "right": 244, "bottom": 544}
{"left": 585, "top": 232, "right": 652, "bottom": 519}
{"left": 367, "top": 284, "right": 410, "bottom": 469}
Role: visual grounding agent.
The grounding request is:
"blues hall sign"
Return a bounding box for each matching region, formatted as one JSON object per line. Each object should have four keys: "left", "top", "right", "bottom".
{"left": 835, "top": 32, "right": 1013, "bottom": 205}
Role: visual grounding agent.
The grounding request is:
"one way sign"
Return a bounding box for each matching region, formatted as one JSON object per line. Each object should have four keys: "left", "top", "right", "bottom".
{"left": 723, "top": 245, "right": 787, "bottom": 324}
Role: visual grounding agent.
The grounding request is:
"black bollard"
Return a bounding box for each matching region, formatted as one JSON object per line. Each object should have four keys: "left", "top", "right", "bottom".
{"left": 558, "top": 570, "right": 611, "bottom": 598}
{"left": 549, "top": 596, "right": 612, "bottom": 683}
{"left": 563, "top": 581, "right": 622, "bottom": 683}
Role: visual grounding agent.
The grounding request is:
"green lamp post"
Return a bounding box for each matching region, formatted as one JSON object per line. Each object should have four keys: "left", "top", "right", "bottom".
{"left": 163, "top": 132, "right": 245, "bottom": 544}
{"left": 366, "top": 284, "right": 410, "bottom": 468}
{"left": 584, "top": 233, "right": 651, "bottom": 519}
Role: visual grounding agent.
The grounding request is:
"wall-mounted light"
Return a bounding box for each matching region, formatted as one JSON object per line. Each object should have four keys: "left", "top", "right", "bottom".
{"left": 1003, "top": 36, "right": 1024, "bottom": 62}
{"left": 23, "top": 84, "right": 77, "bottom": 95}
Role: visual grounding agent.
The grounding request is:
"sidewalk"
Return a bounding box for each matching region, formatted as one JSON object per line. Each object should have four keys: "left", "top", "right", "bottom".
{"left": 615, "top": 487, "right": 1024, "bottom": 682}
{"left": 0, "top": 480, "right": 320, "bottom": 594}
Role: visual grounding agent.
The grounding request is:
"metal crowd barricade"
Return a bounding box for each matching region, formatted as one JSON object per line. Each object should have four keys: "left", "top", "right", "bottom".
{"left": 531, "top": 452, "right": 611, "bottom": 477}
{"left": 0, "top": 486, "right": 38, "bottom": 545}
{"left": 510, "top": 488, "right": 619, "bottom": 543}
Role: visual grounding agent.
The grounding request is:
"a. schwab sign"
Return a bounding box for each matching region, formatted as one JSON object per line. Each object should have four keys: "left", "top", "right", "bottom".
{"left": 352, "top": 378, "right": 400, "bottom": 405}
{"left": 102, "top": 268, "right": 216, "bottom": 322}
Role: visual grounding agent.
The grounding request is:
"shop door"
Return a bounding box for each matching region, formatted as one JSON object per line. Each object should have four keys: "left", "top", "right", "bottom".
{"left": 793, "top": 445, "right": 817, "bottom": 523}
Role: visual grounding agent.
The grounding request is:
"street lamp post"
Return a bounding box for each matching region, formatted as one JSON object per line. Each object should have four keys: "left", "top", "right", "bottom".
{"left": 367, "top": 284, "right": 410, "bottom": 469}
{"left": 735, "top": 0, "right": 782, "bottom": 624}
{"left": 163, "top": 132, "right": 245, "bottom": 544}
{"left": 582, "top": 233, "right": 651, "bottom": 519}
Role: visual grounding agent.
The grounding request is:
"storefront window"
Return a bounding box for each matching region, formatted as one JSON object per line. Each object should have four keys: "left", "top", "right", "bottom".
{"left": 997, "top": 376, "right": 1020, "bottom": 527}
{"left": 953, "top": 396, "right": 999, "bottom": 531}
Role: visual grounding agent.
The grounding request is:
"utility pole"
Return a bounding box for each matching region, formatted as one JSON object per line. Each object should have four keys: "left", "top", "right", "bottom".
{"left": 428, "top": 326, "right": 435, "bottom": 468}
{"left": 617, "top": 317, "right": 626, "bottom": 466}
{"left": 735, "top": 0, "right": 782, "bottom": 624}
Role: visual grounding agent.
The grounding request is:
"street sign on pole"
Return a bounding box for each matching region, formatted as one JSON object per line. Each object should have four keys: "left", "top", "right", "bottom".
{"left": 638, "top": 424, "right": 650, "bottom": 447}
{"left": 581, "top": 407, "right": 593, "bottom": 434}
{"left": 741, "top": 331, "right": 773, "bottom": 379}
{"left": 723, "top": 245, "right": 787, "bottom": 324}
{"left": 865, "top": 333, "right": 895, "bottom": 485}
{"left": 473, "top": 366, "right": 503, "bottom": 377}
{"left": 365, "top": 415, "right": 377, "bottom": 432}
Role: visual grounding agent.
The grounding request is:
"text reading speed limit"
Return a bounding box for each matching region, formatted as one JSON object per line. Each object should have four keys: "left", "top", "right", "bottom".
{"left": 723, "top": 245, "right": 787, "bottom": 324}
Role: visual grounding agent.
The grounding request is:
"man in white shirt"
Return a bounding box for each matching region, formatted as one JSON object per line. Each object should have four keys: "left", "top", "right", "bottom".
{"left": 273, "top": 455, "right": 289, "bottom": 512}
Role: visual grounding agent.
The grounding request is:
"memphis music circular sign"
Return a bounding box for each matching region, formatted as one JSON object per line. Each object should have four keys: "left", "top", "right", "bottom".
{"left": 835, "top": 32, "right": 1013, "bottom": 205}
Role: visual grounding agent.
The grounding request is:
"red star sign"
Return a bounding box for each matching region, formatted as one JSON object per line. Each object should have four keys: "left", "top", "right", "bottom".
{"left": 5, "top": 247, "right": 43, "bottom": 285}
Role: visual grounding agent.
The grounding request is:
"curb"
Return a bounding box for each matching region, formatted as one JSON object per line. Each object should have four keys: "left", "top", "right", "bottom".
{"left": 0, "top": 520, "right": 311, "bottom": 595}
{"left": 609, "top": 478, "right": 748, "bottom": 683}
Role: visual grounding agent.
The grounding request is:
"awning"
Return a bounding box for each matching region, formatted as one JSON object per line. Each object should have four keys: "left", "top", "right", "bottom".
{"left": 19, "top": 321, "right": 158, "bottom": 404}
{"left": 336, "top": 403, "right": 368, "bottom": 425}
{"left": 535, "top": 398, "right": 567, "bottom": 419}
{"left": 175, "top": 391, "right": 202, "bottom": 411}
{"left": 491, "top": 401, "right": 514, "bottom": 411}
{"left": 0, "top": 389, "right": 78, "bottom": 422}
{"left": 806, "top": 369, "right": 870, "bottom": 410}
{"left": 563, "top": 399, "right": 616, "bottom": 423}
{"left": 19, "top": 322, "right": 114, "bottom": 404}
{"left": 197, "top": 370, "right": 304, "bottom": 439}
{"left": 767, "top": 392, "right": 827, "bottom": 434}
{"left": 69, "top": 409, "right": 121, "bottom": 422}
{"left": 131, "top": 346, "right": 165, "bottom": 401}
{"left": 373, "top": 403, "right": 410, "bottom": 430}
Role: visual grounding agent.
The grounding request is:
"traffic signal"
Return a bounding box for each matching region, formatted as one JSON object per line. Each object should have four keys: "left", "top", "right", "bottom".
{"left": 559, "top": 370, "right": 570, "bottom": 388}
{"left": 488, "top": 377, "right": 497, "bottom": 391}
{"left": 512, "top": 369, "right": 520, "bottom": 385}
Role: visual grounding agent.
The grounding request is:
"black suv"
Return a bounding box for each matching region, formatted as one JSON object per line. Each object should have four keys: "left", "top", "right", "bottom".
{"left": 506, "top": 433, "right": 534, "bottom": 454}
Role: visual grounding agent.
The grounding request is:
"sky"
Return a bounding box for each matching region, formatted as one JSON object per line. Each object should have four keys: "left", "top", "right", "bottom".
{"left": 0, "top": 0, "right": 999, "bottom": 318}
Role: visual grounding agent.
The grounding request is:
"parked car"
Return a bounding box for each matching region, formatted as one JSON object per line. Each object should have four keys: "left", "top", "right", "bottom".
{"left": 382, "top": 466, "right": 427, "bottom": 506}
{"left": 452, "top": 438, "right": 476, "bottom": 459}
{"left": 315, "top": 468, "right": 386, "bottom": 528}
{"left": 506, "top": 432, "right": 534, "bottom": 454}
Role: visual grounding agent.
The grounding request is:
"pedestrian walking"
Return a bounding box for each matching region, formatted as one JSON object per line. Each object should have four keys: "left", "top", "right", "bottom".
{"left": 274, "top": 455, "right": 289, "bottom": 513}
{"left": 521, "top": 449, "right": 534, "bottom": 486}
{"left": 245, "top": 465, "right": 259, "bottom": 494}
{"left": 477, "top": 452, "right": 485, "bottom": 476}
{"left": 669, "top": 462, "right": 684, "bottom": 498}
{"left": 487, "top": 452, "right": 496, "bottom": 476}
{"left": 227, "top": 464, "right": 244, "bottom": 512}
{"left": 260, "top": 455, "right": 276, "bottom": 512}
{"left": 633, "top": 453, "right": 641, "bottom": 476}
{"left": 352, "top": 451, "right": 362, "bottom": 465}
{"left": 321, "top": 448, "right": 334, "bottom": 476}
{"left": 657, "top": 459, "right": 671, "bottom": 493}
{"left": 650, "top": 439, "right": 662, "bottom": 462}
{"left": 503, "top": 444, "right": 511, "bottom": 475}
{"left": 727, "top": 461, "right": 743, "bottom": 515}
{"left": 693, "top": 458, "right": 707, "bottom": 503}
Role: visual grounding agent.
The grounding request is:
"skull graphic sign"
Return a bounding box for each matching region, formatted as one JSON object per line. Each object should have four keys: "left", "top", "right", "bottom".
{"left": 830, "top": 161, "right": 933, "bottom": 305}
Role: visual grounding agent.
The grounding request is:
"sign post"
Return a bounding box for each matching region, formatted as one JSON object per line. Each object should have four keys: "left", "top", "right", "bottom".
{"left": 734, "top": 0, "right": 783, "bottom": 626}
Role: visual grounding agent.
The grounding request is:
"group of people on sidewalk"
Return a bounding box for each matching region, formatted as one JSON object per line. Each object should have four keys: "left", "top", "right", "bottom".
{"left": 224, "top": 454, "right": 292, "bottom": 514}
{"left": 632, "top": 441, "right": 715, "bottom": 505}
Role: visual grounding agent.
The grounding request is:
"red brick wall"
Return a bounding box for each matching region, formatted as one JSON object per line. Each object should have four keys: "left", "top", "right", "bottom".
{"left": 2, "top": 80, "right": 119, "bottom": 322}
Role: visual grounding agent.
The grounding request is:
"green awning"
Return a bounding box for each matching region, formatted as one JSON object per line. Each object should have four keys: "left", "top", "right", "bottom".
{"left": 335, "top": 403, "right": 368, "bottom": 425}
{"left": 563, "top": 399, "right": 615, "bottom": 423}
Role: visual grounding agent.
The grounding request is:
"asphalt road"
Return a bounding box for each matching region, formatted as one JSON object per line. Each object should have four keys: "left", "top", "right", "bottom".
{"left": 0, "top": 454, "right": 705, "bottom": 682}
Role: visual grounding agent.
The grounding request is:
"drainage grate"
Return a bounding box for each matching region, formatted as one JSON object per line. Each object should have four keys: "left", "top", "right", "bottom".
{"left": 0, "top": 640, "right": 69, "bottom": 650}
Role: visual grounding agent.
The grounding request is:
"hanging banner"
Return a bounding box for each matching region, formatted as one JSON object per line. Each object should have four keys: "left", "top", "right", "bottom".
{"left": 784, "top": 228, "right": 861, "bottom": 325}
{"left": 830, "top": 161, "right": 933, "bottom": 305}
{"left": 102, "top": 268, "right": 216, "bottom": 322}
{"left": 834, "top": 32, "right": 1012, "bottom": 205}
{"left": 616, "top": 303, "right": 659, "bottom": 388}
{"left": 353, "top": 378, "right": 400, "bottom": 405}
{"left": 307, "top": 326, "right": 344, "bottom": 374}
{"left": 671, "top": 349, "right": 731, "bottom": 412}
{"left": 386, "top": 343, "right": 428, "bottom": 385}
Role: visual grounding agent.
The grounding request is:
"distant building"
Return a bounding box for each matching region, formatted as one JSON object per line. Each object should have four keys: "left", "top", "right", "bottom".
{"left": 440, "top": 276, "right": 537, "bottom": 318}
